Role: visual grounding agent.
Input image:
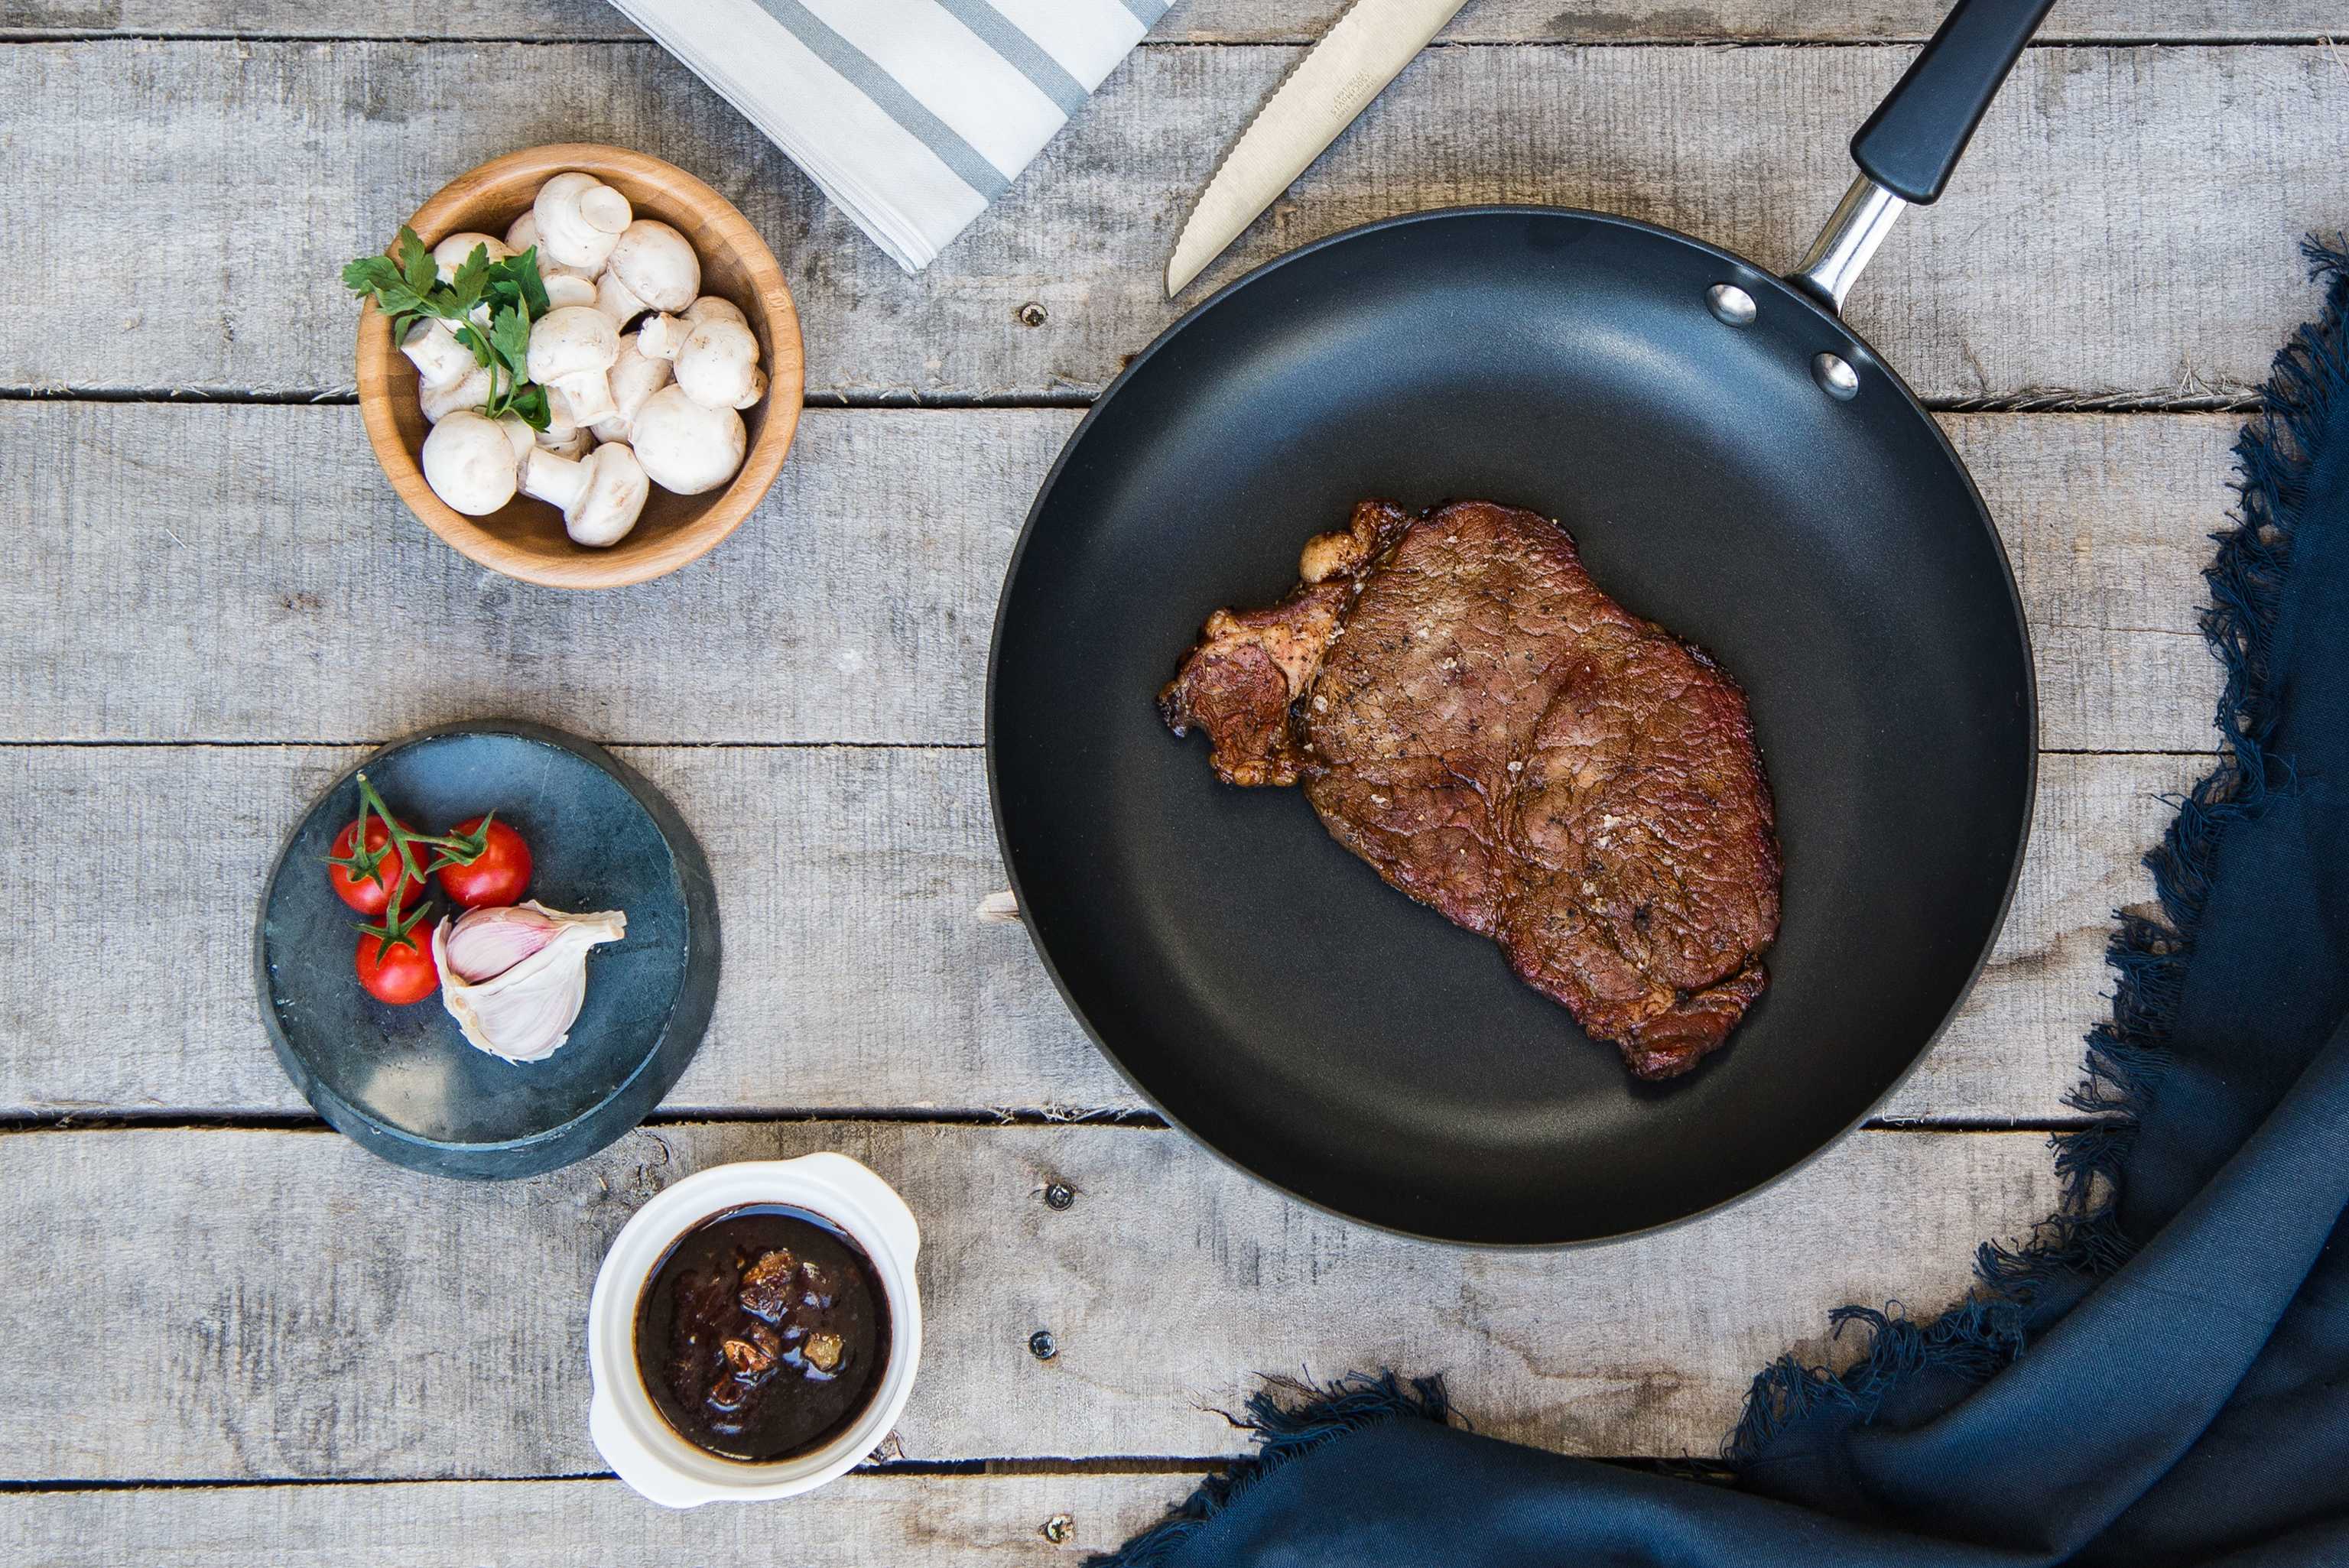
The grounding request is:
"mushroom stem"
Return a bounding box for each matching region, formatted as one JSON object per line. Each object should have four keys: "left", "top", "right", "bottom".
{"left": 420, "top": 363, "right": 495, "bottom": 424}
{"left": 520, "top": 447, "right": 595, "bottom": 515}
{"left": 535, "top": 424, "right": 592, "bottom": 460}
{"left": 401, "top": 320, "right": 476, "bottom": 389}
{"left": 551, "top": 372, "right": 616, "bottom": 425}
{"left": 589, "top": 330, "right": 674, "bottom": 445}
{"left": 521, "top": 443, "right": 651, "bottom": 547}
{"left": 636, "top": 312, "right": 688, "bottom": 363}
{"left": 527, "top": 306, "right": 622, "bottom": 427}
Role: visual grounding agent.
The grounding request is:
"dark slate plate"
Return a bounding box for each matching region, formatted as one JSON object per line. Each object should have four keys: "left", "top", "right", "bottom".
{"left": 255, "top": 719, "right": 720, "bottom": 1179}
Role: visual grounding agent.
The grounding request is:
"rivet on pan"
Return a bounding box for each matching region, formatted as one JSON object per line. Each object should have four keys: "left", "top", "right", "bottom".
{"left": 1029, "top": 1329, "right": 1059, "bottom": 1361}
{"left": 1705, "top": 284, "right": 1757, "bottom": 326}
{"left": 1812, "top": 352, "right": 1860, "bottom": 401}
{"left": 1041, "top": 1514, "right": 1075, "bottom": 1544}
{"left": 1042, "top": 1181, "right": 1076, "bottom": 1211}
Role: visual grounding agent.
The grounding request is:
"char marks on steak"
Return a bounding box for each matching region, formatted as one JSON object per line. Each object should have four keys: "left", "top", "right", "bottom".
{"left": 1159, "top": 499, "right": 1782, "bottom": 1079}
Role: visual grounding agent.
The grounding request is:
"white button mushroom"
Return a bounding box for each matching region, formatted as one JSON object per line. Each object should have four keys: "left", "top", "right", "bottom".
{"left": 421, "top": 410, "right": 526, "bottom": 515}
{"left": 535, "top": 424, "right": 592, "bottom": 460}
{"left": 684, "top": 296, "right": 749, "bottom": 329}
{"left": 672, "top": 319, "right": 765, "bottom": 411}
{"left": 503, "top": 210, "right": 598, "bottom": 281}
{"left": 635, "top": 311, "right": 687, "bottom": 363}
{"left": 521, "top": 442, "right": 650, "bottom": 547}
{"left": 540, "top": 384, "right": 581, "bottom": 444}
{"left": 605, "top": 221, "right": 700, "bottom": 317}
{"left": 632, "top": 385, "right": 746, "bottom": 495}
{"left": 431, "top": 232, "right": 512, "bottom": 284}
{"left": 420, "top": 362, "right": 495, "bottom": 424}
{"left": 595, "top": 269, "right": 651, "bottom": 332}
{"left": 541, "top": 272, "right": 601, "bottom": 312}
{"left": 526, "top": 306, "right": 620, "bottom": 427}
{"left": 495, "top": 413, "right": 538, "bottom": 466}
{"left": 637, "top": 296, "right": 749, "bottom": 363}
{"left": 401, "top": 319, "right": 476, "bottom": 389}
{"left": 588, "top": 331, "right": 674, "bottom": 445}
{"left": 533, "top": 172, "right": 632, "bottom": 272}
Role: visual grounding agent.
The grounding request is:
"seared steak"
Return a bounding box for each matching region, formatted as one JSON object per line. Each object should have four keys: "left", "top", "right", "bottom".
{"left": 1160, "top": 500, "right": 1781, "bottom": 1079}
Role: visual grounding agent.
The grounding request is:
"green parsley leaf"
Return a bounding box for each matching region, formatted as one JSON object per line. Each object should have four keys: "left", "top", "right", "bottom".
{"left": 345, "top": 227, "right": 558, "bottom": 428}
{"left": 451, "top": 321, "right": 496, "bottom": 371}
{"left": 506, "top": 381, "right": 552, "bottom": 433}
{"left": 489, "top": 301, "right": 534, "bottom": 382}
{"left": 398, "top": 227, "right": 437, "bottom": 297}
{"left": 502, "top": 249, "right": 552, "bottom": 318}
{"left": 341, "top": 255, "right": 405, "bottom": 297}
{"left": 447, "top": 245, "right": 492, "bottom": 315}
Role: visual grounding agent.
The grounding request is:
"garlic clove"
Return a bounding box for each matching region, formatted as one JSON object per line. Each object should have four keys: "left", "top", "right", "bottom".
{"left": 443, "top": 902, "right": 562, "bottom": 983}
{"left": 432, "top": 901, "right": 626, "bottom": 1064}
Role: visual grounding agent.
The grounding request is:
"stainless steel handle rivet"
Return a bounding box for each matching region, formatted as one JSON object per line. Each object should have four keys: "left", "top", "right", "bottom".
{"left": 1706, "top": 284, "right": 1758, "bottom": 327}
{"left": 1812, "top": 352, "right": 1861, "bottom": 401}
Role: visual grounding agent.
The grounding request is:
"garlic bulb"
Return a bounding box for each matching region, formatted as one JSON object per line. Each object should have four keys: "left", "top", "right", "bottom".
{"left": 432, "top": 901, "right": 626, "bottom": 1064}
{"left": 443, "top": 903, "right": 564, "bottom": 983}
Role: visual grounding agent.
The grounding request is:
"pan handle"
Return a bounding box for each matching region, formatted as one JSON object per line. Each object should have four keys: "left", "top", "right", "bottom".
{"left": 1790, "top": 0, "right": 2055, "bottom": 312}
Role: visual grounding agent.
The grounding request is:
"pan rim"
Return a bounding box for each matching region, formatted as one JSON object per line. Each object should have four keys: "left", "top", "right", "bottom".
{"left": 985, "top": 203, "right": 2042, "bottom": 1248}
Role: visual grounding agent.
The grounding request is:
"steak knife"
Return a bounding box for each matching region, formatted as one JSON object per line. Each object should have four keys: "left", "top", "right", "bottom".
{"left": 1165, "top": 0, "right": 1473, "bottom": 297}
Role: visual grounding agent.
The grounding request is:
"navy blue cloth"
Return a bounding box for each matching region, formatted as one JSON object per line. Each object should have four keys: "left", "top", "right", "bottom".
{"left": 1099, "top": 244, "right": 2349, "bottom": 1567}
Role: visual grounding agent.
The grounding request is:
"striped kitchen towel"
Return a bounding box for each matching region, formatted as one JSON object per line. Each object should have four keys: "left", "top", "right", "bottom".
{"left": 609, "top": 0, "right": 1171, "bottom": 272}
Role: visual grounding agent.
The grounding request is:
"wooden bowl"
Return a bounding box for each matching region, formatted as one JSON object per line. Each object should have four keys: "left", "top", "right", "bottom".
{"left": 355, "top": 144, "right": 804, "bottom": 589}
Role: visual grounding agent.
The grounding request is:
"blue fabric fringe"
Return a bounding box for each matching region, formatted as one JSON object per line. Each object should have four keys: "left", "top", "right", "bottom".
{"left": 1724, "top": 234, "right": 2349, "bottom": 1466}
{"left": 1090, "top": 239, "right": 2349, "bottom": 1561}
{"left": 1087, "top": 1374, "right": 1454, "bottom": 1566}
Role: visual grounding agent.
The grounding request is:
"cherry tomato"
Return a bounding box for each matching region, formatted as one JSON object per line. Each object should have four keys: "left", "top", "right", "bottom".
{"left": 437, "top": 816, "right": 533, "bottom": 908}
{"left": 356, "top": 925, "right": 440, "bottom": 1005}
{"left": 329, "top": 816, "right": 419, "bottom": 916}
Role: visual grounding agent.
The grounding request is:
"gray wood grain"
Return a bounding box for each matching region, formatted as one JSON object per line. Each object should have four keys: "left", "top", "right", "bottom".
{"left": 0, "top": 1473, "right": 1191, "bottom": 1566}
{"left": 0, "top": 745, "right": 2198, "bottom": 1122}
{"left": 0, "top": 43, "right": 2335, "bottom": 402}
{"left": 0, "top": 0, "right": 2322, "bottom": 43}
{"left": 0, "top": 744, "right": 1125, "bottom": 1119}
{"left": 2, "top": 405, "right": 2230, "bottom": 752}
{"left": 0, "top": 1121, "right": 2060, "bottom": 1478}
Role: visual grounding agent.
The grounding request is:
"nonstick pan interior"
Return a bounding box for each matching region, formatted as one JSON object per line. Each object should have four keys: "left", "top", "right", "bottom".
{"left": 989, "top": 209, "right": 2036, "bottom": 1245}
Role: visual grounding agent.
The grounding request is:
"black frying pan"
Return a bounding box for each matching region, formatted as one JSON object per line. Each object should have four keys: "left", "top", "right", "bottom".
{"left": 989, "top": 0, "right": 2052, "bottom": 1245}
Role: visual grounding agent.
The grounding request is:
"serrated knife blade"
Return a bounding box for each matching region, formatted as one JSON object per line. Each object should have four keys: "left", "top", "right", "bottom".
{"left": 1166, "top": 0, "right": 1471, "bottom": 297}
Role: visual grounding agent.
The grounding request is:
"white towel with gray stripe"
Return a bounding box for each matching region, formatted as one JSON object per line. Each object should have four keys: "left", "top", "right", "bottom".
{"left": 609, "top": 0, "right": 1168, "bottom": 273}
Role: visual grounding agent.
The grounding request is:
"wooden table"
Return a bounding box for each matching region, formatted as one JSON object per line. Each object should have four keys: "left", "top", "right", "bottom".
{"left": 0, "top": 0, "right": 2334, "bottom": 1558}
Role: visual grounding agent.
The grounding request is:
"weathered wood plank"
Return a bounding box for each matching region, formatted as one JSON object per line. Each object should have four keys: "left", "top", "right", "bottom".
{"left": 0, "top": 1474, "right": 1191, "bottom": 1566}
{"left": 0, "top": 745, "right": 1124, "bottom": 1119}
{"left": 0, "top": 0, "right": 2321, "bottom": 44}
{"left": 0, "top": 745, "right": 2197, "bottom": 1122}
{"left": 2, "top": 404, "right": 2228, "bottom": 752}
{"left": 0, "top": 43, "right": 2333, "bottom": 402}
{"left": 0, "top": 1122, "right": 2061, "bottom": 1477}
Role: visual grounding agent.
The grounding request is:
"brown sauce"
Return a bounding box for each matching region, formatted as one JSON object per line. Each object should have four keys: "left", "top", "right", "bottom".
{"left": 633, "top": 1204, "right": 891, "bottom": 1462}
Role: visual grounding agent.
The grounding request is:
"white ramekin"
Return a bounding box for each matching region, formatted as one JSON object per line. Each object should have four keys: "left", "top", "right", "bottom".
{"left": 586, "top": 1152, "right": 922, "bottom": 1508}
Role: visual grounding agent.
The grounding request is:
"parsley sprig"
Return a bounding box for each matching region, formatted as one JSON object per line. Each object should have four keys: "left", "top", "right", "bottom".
{"left": 343, "top": 226, "right": 554, "bottom": 430}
